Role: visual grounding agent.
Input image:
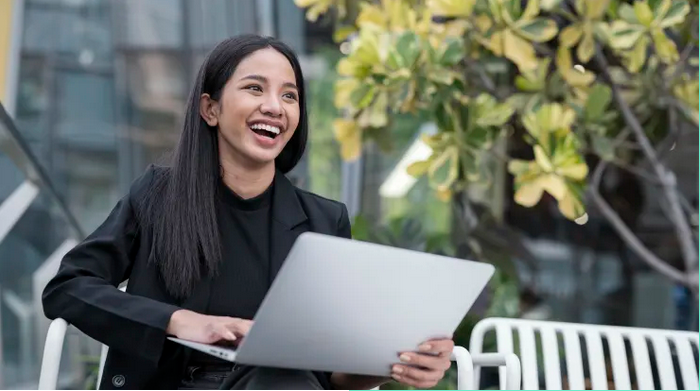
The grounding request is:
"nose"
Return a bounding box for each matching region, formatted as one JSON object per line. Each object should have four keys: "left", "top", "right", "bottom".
{"left": 260, "top": 95, "right": 283, "bottom": 118}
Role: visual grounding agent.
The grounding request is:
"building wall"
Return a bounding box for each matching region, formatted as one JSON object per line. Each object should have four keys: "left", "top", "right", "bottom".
{"left": 0, "top": 0, "right": 14, "bottom": 104}
{"left": 0, "top": 1, "right": 334, "bottom": 388}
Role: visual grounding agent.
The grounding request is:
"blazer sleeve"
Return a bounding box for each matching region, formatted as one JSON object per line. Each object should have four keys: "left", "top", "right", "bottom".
{"left": 42, "top": 167, "right": 180, "bottom": 363}
{"left": 336, "top": 204, "right": 352, "bottom": 240}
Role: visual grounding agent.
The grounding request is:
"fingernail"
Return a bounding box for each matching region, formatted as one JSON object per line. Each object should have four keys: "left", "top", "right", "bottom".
{"left": 227, "top": 332, "right": 237, "bottom": 340}
{"left": 419, "top": 343, "right": 432, "bottom": 351}
{"left": 392, "top": 365, "right": 404, "bottom": 374}
{"left": 392, "top": 374, "right": 401, "bottom": 381}
{"left": 399, "top": 354, "right": 411, "bottom": 362}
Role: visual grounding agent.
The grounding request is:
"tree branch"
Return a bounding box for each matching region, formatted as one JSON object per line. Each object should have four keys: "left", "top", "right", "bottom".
{"left": 655, "top": 99, "right": 682, "bottom": 162}
{"left": 589, "top": 161, "right": 692, "bottom": 287}
{"left": 668, "top": 43, "right": 695, "bottom": 83}
{"left": 464, "top": 58, "right": 502, "bottom": 99}
{"left": 474, "top": 67, "right": 498, "bottom": 96}
{"left": 594, "top": 47, "right": 698, "bottom": 274}
{"left": 609, "top": 158, "right": 663, "bottom": 184}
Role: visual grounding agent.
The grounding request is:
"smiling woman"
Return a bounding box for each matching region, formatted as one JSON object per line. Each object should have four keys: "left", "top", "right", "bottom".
{"left": 40, "top": 34, "right": 452, "bottom": 391}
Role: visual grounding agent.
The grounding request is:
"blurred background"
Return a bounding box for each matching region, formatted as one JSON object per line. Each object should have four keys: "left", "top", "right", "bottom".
{"left": 0, "top": 0, "right": 697, "bottom": 389}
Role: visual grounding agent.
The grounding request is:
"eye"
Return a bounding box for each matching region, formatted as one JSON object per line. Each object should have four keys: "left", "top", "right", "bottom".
{"left": 283, "top": 92, "right": 298, "bottom": 101}
{"left": 244, "top": 84, "right": 263, "bottom": 92}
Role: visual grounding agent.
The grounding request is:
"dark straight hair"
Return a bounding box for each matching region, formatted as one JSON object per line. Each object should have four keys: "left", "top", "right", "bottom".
{"left": 140, "top": 35, "right": 308, "bottom": 299}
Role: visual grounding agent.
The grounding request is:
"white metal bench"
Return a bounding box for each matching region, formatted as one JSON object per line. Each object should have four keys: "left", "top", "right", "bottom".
{"left": 38, "top": 317, "right": 520, "bottom": 390}
{"left": 469, "top": 317, "right": 699, "bottom": 390}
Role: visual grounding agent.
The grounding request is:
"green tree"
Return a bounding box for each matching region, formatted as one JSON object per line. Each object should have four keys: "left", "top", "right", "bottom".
{"left": 296, "top": 0, "right": 699, "bottom": 296}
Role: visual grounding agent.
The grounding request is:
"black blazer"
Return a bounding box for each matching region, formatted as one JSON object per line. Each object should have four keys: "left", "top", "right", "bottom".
{"left": 42, "top": 165, "right": 352, "bottom": 389}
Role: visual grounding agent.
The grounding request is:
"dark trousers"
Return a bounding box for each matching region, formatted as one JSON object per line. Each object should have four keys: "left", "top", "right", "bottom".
{"left": 177, "top": 364, "right": 324, "bottom": 390}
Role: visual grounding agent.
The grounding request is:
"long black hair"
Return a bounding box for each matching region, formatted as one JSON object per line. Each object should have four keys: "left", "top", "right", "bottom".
{"left": 141, "top": 35, "right": 308, "bottom": 299}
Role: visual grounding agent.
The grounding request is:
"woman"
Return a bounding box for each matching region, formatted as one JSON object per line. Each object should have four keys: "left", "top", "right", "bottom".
{"left": 42, "top": 34, "right": 454, "bottom": 390}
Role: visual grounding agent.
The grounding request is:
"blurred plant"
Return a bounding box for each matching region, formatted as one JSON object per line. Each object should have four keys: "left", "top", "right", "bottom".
{"left": 81, "top": 355, "right": 101, "bottom": 390}
{"left": 296, "top": 0, "right": 700, "bottom": 295}
{"left": 351, "top": 214, "right": 456, "bottom": 255}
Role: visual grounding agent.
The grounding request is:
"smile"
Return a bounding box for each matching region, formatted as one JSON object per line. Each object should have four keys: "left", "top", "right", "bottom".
{"left": 250, "top": 123, "right": 281, "bottom": 139}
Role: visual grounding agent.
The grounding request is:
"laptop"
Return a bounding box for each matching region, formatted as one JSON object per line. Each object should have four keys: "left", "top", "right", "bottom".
{"left": 169, "top": 232, "right": 494, "bottom": 376}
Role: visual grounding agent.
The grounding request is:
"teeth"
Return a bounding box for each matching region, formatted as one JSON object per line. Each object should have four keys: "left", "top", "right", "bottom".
{"left": 250, "top": 123, "right": 280, "bottom": 134}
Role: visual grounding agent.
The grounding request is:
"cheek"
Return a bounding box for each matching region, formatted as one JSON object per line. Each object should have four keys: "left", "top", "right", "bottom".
{"left": 287, "top": 106, "right": 301, "bottom": 136}
{"left": 220, "top": 93, "right": 252, "bottom": 131}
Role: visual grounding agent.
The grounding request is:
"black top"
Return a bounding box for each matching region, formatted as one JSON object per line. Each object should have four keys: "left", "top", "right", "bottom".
{"left": 211, "top": 179, "right": 273, "bottom": 317}
{"left": 41, "top": 165, "right": 353, "bottom": 390}
{"left": 189, "top": 179, "right": 274, "bottom": 365}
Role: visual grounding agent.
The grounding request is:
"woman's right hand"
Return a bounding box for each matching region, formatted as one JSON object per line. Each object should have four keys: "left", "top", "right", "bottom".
{"left": 166, "top": 309, "right": 253, "bottom": 345}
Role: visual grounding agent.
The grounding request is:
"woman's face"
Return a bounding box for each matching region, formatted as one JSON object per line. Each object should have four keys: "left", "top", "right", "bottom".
{"left": 203, "top": 48, "right": 301, "bottom": 169}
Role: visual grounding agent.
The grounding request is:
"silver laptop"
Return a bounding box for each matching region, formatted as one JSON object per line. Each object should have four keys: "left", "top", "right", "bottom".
{"left": 169, "top": 232, "right": 494, "bottom": 376}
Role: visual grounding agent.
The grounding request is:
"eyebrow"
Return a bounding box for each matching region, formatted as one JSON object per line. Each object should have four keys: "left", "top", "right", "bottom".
{"left": 241, "top": 74, "right": 298, "bottom": 91}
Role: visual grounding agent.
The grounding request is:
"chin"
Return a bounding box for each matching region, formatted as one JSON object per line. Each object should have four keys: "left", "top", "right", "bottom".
{"left": 245, "top": 150, "right": 282, "bottom": 166}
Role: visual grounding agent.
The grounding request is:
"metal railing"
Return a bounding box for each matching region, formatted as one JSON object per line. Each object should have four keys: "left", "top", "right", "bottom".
{"left": 0, "top": 102, "right": 85, "bottom": 388}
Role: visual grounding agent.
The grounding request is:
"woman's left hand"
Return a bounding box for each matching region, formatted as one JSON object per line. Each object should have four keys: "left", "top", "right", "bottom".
{"left": 391, "top": 338, "right": 454, "bottom": 389}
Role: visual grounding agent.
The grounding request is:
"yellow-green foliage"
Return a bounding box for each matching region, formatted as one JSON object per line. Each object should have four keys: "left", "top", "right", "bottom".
{"left": 295, "top": 0, "right": 697, "bottom": 224}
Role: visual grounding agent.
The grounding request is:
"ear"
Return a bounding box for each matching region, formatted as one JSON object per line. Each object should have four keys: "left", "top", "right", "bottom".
{"left": 200, "top": 93, "right": 220, "bottom": 127}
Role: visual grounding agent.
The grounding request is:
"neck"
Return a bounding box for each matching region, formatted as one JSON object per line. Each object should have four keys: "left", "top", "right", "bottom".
{"left": 219, "top": 154, "right": 275, "bottom": 200}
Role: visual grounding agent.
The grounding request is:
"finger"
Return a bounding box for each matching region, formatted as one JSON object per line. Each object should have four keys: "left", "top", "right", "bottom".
{"left": 215, "top": 324, "right": 238, "bottom": 342}
{"left": 391, "top": 371, "right": 440, "bottom": 389}
{"left": 227, "top": 319, "right": 253, "bottom": 336}
{"left": 392, "top": 374, "right": 434, "bottom": 389}
{"left": 392, "top": 364, "right": 442, "bottom": 383}
{"left": 418, "top": 339, "right": 455, "bottom": 355}
{"left": 399, "top": 353, "right": 451, "bottom": 372}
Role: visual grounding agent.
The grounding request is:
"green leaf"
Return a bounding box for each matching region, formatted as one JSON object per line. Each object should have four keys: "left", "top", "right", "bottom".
{"left": 514, "top": 181, "right": 545, "bottom": 206}
{"left": 395, "top": 32, "right": 422, "bottom": 68}
{"left": 465, "top": 126, "right": 493, "bottom": 149}
{"left": 624, "top": 34, "right": 650, "bottom": 71}
{"left": 652, "top": 28, "right": 679, "bottom": 63}
{"left": 534, "top": 145, "right": 554, "bottom": 172}
{"left": 427, "top": 0, "right": 477, "bottom": 17}
{"left": 591, "top": 135, "right": 615, "bottom": 160}
{"left": 634, "top": 1, "right": 654, "bottom": 26}
{"left": 607, "top": 22, "right": 644, "bottom": 49}
{"left": 440, "top": 37, "right": 465, "bottom": 66}
{"left": 559, "top": 24, "right": 583, "bottom": 47}
{"left": 429, "top": 71, "right": 457, "bottom": 85}
{"left": 350, "top": 83, "right": 376, "bottom": 109}
{"left": 434, "top": 102, "right": 454, "bottom": 132}
{"left": 386, "top": 49, "right": 405, "bottom": 70}
{"left": 540, "top": 0, "right": 563, "bottom": 11}
{"left": 505, "top": 0, "right": 522, "bottom": 19}
{"left": 659, "top": 0, "right": 690, "bottom": 27}
{"left": 351, "top": 214, "right": 371, "bottom": 240}
{"left": 515, "top": 75, "right": 541, "bottom": 91}
{"left": 516, "top": 18, "right": 559, "bottom": 42}
{"left": 558, "top": 181, "right": 587, "bottom": 221}
{"left": 428, "top": 146, "right": 459, "bottom": 189}
{"left": 406, "top": 160, "right": 431, "bottom": 177}
{"left": 360, "top": 91, "right": 389, "bottom": 128}
{"left": 476, "top": 104, "right": 515, "bottom": 127}
{"left": 577, "top": 30, "right": 595, "bottom": 62}
{"left": 333, "top": 25, "right": 356, "bottom": 43}
{"left": 508, "top": 159, "right": 533, "bottom": 175}
{"left": 617, "top": 3, "right": 639, "bottom": 23}
{"left": 584, "top": 0, "right": 611, "bottom": 19}
{"left": 585, "top": 84, "right": 612, "bottom": 120}
{"left": 648, "top": 0, "right": 665, "bottom": 12}
{"left": 520, "top": 0, "right": 540, "bottom": 20}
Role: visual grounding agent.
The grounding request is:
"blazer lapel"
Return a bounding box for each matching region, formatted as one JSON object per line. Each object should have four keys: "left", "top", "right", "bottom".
{"left": 269, "top": 170, "right": 308, "bottom": 282}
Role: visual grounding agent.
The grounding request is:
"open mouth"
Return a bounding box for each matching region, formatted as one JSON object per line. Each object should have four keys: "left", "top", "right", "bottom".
{"left": 250, "top": 123, "right": 281, "bottom": 139}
